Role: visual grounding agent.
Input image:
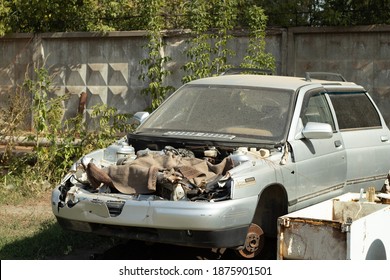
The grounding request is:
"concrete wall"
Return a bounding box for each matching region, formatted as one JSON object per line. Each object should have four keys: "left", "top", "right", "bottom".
{"left": 41, "top": 32, "right": 152, "bottom": 125}
{"left": 287, "top": 25, "right": 390, "bottom": 125}
{"left": 1, "top": 25, "right": 389, "bottom": 129}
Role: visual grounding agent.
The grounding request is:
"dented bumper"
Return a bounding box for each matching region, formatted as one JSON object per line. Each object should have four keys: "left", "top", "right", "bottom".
{"left": 51, "top": 186, "right": 258, "bottom": 248}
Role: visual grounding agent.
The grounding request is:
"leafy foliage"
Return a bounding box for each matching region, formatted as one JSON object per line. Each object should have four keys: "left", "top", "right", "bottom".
{"left": 182, "top": 0, "right": 275, "bottom": 82}
{"left": 0, "top": 0, "right": 11, "bottom": 36}
{"left": 211, "top": 0, "right": 239, "bottom": 75}
{"left": 1, "top": 0, "right": 389, "bottom": 35}
{"left": 240, "top": 6, "right": 275, "bottom": 72}
{"left": 257, "top": 0, "right": 390, "bottom": 27}
{"left": 181, "top": 0, "right": 213, "bottom": 83}
{"left": 319, "top": 0, "right": 390, "bottom": 26}
{"left": 138, "top": 0, "right": 175, "bottom": 111}
{"left": 7, "top": 0, "right": 91, "bottom": 33}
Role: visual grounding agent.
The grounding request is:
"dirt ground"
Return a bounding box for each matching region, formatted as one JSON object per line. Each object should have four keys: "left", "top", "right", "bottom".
{"left": 0, "top": 192, "right": 52, "bottom": 219}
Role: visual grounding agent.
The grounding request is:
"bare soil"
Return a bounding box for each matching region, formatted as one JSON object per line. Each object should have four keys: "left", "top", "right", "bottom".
{"left": 0, "top": 192, "right": 52, "bottom": 218}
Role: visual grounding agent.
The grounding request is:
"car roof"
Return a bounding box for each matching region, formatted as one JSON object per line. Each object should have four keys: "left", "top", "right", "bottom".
{"left": 187, "top": 74, "right": 358, "bottom": 91}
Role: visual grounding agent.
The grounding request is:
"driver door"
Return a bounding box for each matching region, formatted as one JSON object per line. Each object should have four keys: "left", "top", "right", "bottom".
{"left": 288, "top": 88, "right": 347, "bottom": 209}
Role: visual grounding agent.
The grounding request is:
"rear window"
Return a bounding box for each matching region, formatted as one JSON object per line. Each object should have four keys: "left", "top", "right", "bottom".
{"left": 329, "top": 92, "right": 381, "bottom": 130}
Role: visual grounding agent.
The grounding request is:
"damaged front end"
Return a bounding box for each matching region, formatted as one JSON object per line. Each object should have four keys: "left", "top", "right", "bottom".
{"left": 58, "top": 142, "right": 238, "bottom": 204}
{"left": 51, "top": 136, "right": 270, "bottom": 248}
{"left": 56, "top": 136, "right": 273, "bottom": 204}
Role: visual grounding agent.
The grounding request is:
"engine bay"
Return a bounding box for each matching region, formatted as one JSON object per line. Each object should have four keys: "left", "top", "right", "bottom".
{"left": 58, "top": 136, "right": 273, "bottom": 204}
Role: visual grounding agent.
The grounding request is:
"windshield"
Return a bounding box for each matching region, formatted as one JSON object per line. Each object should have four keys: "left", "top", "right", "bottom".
{"left": 137, "top": 84, "right": 294, "bottom": 142}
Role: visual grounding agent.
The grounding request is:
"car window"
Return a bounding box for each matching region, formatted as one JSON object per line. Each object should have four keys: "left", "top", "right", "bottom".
{"left": 300, "top": 92, "right": 335, "bottom": 130}
{"left": 138, "top": 84, "right": 294, "bottom": 142}
{"left": 328, "top": 92, "right": 381, "bottom": 130}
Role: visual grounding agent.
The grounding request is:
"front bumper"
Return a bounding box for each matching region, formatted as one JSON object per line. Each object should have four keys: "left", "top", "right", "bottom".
{"left": 56, "top": 217, "right": 249, "bottom": 248}
{"left": 51, "top": 186, "right": 258, "bottom": 248}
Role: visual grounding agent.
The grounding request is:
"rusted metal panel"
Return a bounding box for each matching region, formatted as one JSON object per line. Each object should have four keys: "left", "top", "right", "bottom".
{"left": 278, "top": 193, "right": 390, "bottom": 260}
{"left": 278, "top": 217, "right": 347, "bottom": 260}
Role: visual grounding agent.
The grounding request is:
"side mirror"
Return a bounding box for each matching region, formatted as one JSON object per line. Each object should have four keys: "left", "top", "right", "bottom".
{"left": 132, "top": 111, "right": 150, "bottom": 126}
{"left": 302, "top": 122, "right": 333, "bottom": 139}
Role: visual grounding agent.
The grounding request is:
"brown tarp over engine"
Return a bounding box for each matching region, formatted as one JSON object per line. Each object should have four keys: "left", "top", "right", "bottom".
{"left": 105, "top": 152, "right": 234, "bottom": 194}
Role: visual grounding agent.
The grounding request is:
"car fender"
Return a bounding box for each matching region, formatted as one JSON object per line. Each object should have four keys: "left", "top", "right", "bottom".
{"left": 230, "top": 154, "right": 285, "bottom": 200}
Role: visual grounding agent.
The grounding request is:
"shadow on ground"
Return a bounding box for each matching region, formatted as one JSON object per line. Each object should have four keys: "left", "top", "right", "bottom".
{"left": 90, "top": 238, "right": 277, "bottom": 260}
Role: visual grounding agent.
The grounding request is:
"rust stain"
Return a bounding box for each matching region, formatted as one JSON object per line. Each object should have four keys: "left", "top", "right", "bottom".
{"left": 286, "top": 218, "right": 343, "bottom": 230}
{"left": 78, "top": 91, "right": 87, "bottom": 115}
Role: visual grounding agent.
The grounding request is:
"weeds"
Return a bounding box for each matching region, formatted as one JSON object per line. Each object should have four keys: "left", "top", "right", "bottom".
{"left": 0, "top": 67, "right": 133, "bottom": 201}
{"left": 0, "top": 85, "right": 30, "bottom": 165}
{"left": 138, "top": 0, "right": 175, "bottom": 111}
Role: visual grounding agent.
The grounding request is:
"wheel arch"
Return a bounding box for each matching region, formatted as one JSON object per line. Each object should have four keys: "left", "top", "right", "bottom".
{"left": 252, "top": 183, "right": 288, "bottom": 237}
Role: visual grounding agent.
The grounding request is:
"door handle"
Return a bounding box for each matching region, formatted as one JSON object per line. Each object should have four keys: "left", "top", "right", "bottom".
{"left": 381, "top": 136, "right": 389, "bottom": 142}
{"left": 334, "top": 140, "right": 342, "bottom": 148}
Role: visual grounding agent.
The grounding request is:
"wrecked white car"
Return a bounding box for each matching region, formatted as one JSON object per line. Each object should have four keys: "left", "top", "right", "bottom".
{"left": 52, "top": 72, "right": 390, "bottom": 258}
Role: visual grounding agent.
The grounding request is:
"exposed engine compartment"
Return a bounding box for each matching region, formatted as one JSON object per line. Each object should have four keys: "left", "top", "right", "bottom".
{"left": 58, "top": 136, "right": 272, "bottom": 204}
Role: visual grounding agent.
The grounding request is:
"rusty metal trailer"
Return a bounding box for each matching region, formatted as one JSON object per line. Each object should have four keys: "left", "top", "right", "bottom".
{"left": 277, "top": 193, "right": 390, "bottom": 260}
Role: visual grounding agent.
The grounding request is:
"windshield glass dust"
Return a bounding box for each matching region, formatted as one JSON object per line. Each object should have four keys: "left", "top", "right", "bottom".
{"left": 138, "top": 84, "right": 294, "bottom": 142}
